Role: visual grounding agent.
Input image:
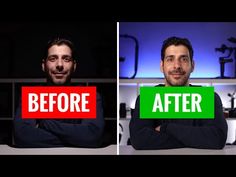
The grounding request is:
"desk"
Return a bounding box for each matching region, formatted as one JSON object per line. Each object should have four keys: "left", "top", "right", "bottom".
{"left": 0, "top": 145, "right": 117, "bottom": 155}
{"left": 119, "top": 145, "right": 236, "bottom": 155}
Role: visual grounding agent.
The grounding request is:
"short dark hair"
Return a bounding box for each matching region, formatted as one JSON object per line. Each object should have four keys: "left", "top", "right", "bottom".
{"left": 161, "top": 36, "right": 193, "bottom": 61}
{"left": 43, "top": 37, "right": 76, "bottom": 60}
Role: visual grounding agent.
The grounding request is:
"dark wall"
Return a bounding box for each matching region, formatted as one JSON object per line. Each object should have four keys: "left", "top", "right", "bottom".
{"left": 0, "top": 22, "right": 116, "bottom": 78}
{"left": 0, "top": 22, "right": 117, "bottom": 146}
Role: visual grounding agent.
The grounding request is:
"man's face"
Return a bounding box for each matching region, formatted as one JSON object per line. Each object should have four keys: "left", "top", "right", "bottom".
{"left": 42, "top": 44, "right": 76, "bottom": 85}
{"left": 160, "top": 45, "right": 194, "bottom": 86}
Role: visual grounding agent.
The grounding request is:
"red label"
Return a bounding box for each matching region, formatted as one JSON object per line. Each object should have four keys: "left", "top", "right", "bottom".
{"left": 22, "top": 86, "right": 96, "bottom": 119}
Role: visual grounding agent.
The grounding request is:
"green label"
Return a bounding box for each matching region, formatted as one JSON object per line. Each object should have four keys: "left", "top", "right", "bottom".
{"left": 140, "top": 87, "right": 214, "bottom": 119}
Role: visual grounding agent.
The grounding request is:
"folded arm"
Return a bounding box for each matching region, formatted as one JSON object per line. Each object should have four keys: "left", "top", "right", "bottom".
{"left": 13, "top": 102, "right": 64, "bottom": 148}
{"left": 129, "top": 96, "right": 184, "bottom": 150}
{"left": 39, "top": 93, "right": 105, "bottom": 148}
{"left": 159, "top": 93, "right": 228, "bottom": 149}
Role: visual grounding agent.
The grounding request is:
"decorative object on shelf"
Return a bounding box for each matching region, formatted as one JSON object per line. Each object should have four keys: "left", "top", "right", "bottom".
{"left": 215, "top": 44, "right": 233, "bottom": 78}
{"left": 120, "top": 103, "right": 127, "bottom": 118}
{"left": 215, "top": 37, "right": 236, "bottom": 78}
{"left": 228, "top": 89, "right": 236, "bottom": 110}
{"left": 119, "top": 34, "right": 139, "bottom": 79}
{"left": 119, "top": 123, "right": 123, "bottom": 144}
{"left": 228, "top": 89, "right": 236, "bottom": 118}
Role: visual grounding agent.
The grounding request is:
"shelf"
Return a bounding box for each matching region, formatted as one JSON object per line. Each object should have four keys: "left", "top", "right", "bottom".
{"left": 119, "top": 78, "right": 236, "bottom": 112}
{"left": 119, "top": 79, "right": 236, "bottom": 145}
{"left": 0, "top": 78, "right": 117, "bottom": 121}
{"left": 119, "top": 78, "right": 236, "bottom": 85}
{"left": 0, "top": 78, "right": 116, "bottom": 83}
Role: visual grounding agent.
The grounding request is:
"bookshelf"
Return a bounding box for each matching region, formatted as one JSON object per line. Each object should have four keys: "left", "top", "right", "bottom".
{"left": 119, "top": 78, "right": 236, "bottom": 145}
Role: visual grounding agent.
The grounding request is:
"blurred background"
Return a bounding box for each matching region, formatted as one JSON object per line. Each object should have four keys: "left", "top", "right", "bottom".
{"left": 119, "top": 22, "right": 236, "bottom": 146}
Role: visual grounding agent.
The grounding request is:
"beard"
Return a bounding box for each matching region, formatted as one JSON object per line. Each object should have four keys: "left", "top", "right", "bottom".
{"left": 164, "top": 69, "right": 191, "bottom": 86}
{"left": 46, "top": 72, "right": 72, "bottom": 86}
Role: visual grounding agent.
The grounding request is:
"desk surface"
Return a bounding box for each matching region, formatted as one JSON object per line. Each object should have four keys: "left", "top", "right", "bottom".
{"left": 0, "top": 145, "right": 117, "bottom": 155}
{"left": 119, "top": 145, "right": 236, "bottom": 155}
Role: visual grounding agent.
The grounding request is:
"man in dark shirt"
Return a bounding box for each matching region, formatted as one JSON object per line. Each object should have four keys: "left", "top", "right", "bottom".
{"left": 13, "top": 37, "right": 104, "bottom": 148}
{"left": 129, "top": 36, "right": 228, "bottom": 150}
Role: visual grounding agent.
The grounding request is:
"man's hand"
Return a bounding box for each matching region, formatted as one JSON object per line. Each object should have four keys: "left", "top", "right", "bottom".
{"left": 155, "top": 125, "right": 161, "bottom": 132}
